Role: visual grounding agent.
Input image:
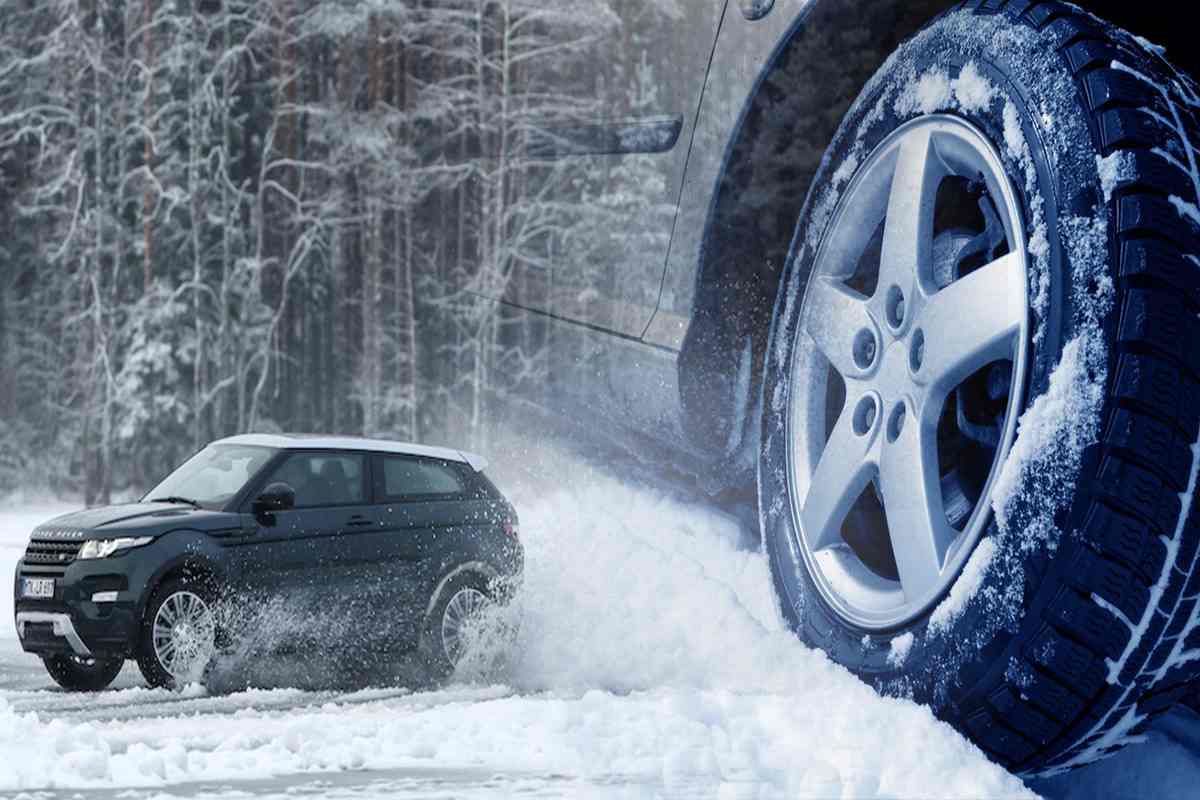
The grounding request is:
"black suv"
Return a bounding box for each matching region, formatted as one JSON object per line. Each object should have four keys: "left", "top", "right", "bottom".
{"left": 12, "top": 434, "right": 522, "bottom": 691}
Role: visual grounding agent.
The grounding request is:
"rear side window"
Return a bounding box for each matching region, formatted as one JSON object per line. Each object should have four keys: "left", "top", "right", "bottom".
{"left": 373, "top": 456, "right": 465, "bottom": 502}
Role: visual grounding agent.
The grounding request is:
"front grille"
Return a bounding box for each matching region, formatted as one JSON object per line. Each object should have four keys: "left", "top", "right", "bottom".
{"left": 23, "top": 540, "right": 80, "bottom": 567}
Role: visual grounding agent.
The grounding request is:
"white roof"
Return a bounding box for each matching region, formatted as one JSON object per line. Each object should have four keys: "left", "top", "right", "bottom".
{"left": 212, "top": 433, "right": 488, "bottom": 471}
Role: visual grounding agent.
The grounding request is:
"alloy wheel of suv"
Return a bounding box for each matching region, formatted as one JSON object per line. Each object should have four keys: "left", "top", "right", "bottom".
{"left": 420, "top": 572, "right": 499, "bottom": 679}
{"left": 137, "top": 577, "right": 217, "bottom": 688}
{"left": 441, "top": 586, "right": 492, "bottom": 666}
{"left": 787, "top": 114, "right": 1028, "bottom": 629}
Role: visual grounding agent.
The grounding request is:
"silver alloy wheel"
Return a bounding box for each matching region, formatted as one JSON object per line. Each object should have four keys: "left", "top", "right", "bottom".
{"left": 151, "top": 590, "right": 216, "bottom": 684}
{"left": 787, "top": 115, "right": 1029, "bottom": 630}
{"left": 440, "top": 586, "right": 491, "bottom": 666}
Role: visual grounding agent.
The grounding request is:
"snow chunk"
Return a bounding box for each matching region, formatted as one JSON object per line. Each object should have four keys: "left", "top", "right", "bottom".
{"left": 1097, "top": 151, "right": 1136, "bottom": 202}
{"left": 928, "top": 537, "right": 997, "bottom": 635}
{"left": 1170, "top": 195, "right": 1200, "bottom": 228}
{"left": 952, "top": 62, "right": 997, "bottom": 112}
{"left": 992, "top": 337, "right": 1105, "bottom": 538}
{"left": 888, "top": 632, "right": 915, "bottom": 667}
{"left": 1002, "top": 101, "right": 1025, "bottom": 162}
{"left": 895, "top": 69, "right": 953, "bottom": 116}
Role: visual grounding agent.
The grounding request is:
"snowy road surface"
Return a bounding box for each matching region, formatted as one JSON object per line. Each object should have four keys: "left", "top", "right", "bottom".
{"left": 0, "top": 450, "right": 1195, "bottom": 798}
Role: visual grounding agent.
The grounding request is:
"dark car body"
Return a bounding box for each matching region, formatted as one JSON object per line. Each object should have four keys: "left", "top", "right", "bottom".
{"left": 476, "top": 0, "right": 1199, "bottom": 493}
{"left": 13, "top": 435, "right": 522, "bottom": 664}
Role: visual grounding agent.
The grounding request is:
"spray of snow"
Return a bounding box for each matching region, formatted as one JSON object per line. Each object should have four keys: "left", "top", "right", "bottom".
{"left": 0, "top": 461, "right": 1034, "bottom": 797}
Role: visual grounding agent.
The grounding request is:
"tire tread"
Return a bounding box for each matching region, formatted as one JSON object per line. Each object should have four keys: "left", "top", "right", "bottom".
{"left": 952, "top": 0, "right": 1200, "bottom": 774}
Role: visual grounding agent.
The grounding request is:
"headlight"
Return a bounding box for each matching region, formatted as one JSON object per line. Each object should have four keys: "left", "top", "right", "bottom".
{"left": 77, "top": 537, "right": 154, "bottom": 559}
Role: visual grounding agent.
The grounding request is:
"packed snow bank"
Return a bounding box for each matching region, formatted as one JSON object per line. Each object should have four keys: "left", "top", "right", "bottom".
{"left": 0, "top": 498, "right": 80, "bottom": 639}
{"left": 0, "top": 456, "right": 1033, "bottom": 797}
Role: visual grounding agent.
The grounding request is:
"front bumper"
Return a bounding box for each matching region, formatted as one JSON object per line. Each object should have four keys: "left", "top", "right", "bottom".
{"left": 13, "top": 555, "right": 148, "bottom": 659}
{"left": 14, "top": 611, "right": 92, "bottom": 656}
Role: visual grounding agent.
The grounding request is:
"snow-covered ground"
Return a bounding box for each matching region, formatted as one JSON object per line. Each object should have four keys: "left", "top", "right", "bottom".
{"left": 0, "top": 447, "right": 1194, "bottom": 798}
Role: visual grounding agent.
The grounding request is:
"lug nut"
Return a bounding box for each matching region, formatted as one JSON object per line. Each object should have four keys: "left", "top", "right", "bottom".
{"left": 854, "top": 329, "right": 878, "bottom": 370}
{"left": 887, "top": 402, "right": 907, "bottom": 443}
{"left": 910, "top": 329, "right": 925, "bottom": 373}
{"left": 886, "top": 285, "right": 906, "bottom": 329}
{"left": 853, "top": 396, "right": 878, "bottom": 436}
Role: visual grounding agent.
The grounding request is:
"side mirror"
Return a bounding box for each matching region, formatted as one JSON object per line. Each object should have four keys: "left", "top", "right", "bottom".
{"left": 253, "top": 482, "right": 296, "bottom": 515}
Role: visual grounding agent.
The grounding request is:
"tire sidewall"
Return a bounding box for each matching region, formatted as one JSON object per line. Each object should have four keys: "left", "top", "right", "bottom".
{"left": 759, "top": 10, "right": 1105, "bottom": 706}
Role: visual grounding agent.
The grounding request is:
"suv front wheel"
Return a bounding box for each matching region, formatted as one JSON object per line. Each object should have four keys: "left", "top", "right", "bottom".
{"left": 42, "top": 654, "right": 124, "bottom": 692}
{"left": 136, "top": 575, "right": 218, "bottom": 689}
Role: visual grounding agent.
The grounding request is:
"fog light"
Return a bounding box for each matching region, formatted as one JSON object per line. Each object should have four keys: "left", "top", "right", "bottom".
{"left": 91, "top": 591, "right": 118, "bottom": 603}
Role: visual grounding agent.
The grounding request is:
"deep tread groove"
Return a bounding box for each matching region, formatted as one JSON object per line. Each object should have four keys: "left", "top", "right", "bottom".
{"left": 945, "top": 0, "right": 1200, "bottom": 775}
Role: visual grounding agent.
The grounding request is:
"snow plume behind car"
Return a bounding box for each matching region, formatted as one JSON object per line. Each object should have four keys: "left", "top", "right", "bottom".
{"left": 0, "top": 446, "right": 1031, "bottom": 797}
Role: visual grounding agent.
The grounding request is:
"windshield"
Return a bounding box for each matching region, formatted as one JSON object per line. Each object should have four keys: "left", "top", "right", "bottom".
{"left": 143, "top": 445, "right": 278, "bottom": 510}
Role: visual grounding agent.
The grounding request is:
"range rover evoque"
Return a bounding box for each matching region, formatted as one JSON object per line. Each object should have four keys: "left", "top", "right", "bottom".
{"left": 12, "top": 434, "right": 522, "bottom": 691}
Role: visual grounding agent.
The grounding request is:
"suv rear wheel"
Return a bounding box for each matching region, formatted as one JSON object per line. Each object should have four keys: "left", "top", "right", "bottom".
{"left": 760, "top": 0, "right": 1200, "bottom": 775}
{"left": 420, "top": 572, "right": 498, "bottom": 680}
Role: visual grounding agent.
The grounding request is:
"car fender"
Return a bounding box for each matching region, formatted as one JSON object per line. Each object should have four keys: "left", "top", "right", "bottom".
{"left": 133, "top": 529, "right": 229, "bottom": 623}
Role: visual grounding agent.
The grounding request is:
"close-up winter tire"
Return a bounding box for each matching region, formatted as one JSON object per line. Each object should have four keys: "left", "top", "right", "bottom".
{"left": 759, "top": 0, "right": 1200, "bottom": 776}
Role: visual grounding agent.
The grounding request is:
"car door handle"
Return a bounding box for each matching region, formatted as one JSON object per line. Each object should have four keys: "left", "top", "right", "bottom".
{"left": 344, "top": 515, "right": 374, "bottom": 529}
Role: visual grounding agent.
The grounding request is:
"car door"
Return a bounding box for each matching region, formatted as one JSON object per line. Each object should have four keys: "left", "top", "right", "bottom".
{"left": 227, "top": 450, "right": 371, "bottom": 652}
{"left": 468, "top": 0, "right": 727, "bottom": 338}
{"left": 644, "top": 0, "right": 888, "bottom": 349}
{"left": 357, "top": 453, "right": 476, "bottom": 651}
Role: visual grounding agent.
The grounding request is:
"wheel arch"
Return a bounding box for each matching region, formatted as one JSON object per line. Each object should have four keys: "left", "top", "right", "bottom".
{"left": 677, "top": 0, "right": 956, "bottom": 487}
{"left": 136, "top": 533, "right": 226, "bottom": 624}
{"left": 422, "top": 561, "right": 502, "bottom": 621}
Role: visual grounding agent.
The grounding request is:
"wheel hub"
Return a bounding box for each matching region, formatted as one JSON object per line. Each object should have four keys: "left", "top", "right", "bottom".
{"left": 786, "top": 115, "right": 1030, "bottom": 630}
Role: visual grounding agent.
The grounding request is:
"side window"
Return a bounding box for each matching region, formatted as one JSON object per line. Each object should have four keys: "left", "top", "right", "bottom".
{"left": 373, "top": 456, "right": 465, "bottom": 502}
{"left": 261, "top": 452, "right": 365, "bottom": 508}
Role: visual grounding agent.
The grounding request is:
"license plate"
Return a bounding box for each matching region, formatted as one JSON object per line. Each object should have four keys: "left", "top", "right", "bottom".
{"left": 20, "top": 578, "right": 55, "bottom": 599}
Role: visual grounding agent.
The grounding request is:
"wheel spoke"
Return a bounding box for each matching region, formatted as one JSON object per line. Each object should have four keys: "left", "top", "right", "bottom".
{"left": 878, "top": 407, "right": 956, "bottom": 601}
{"left": 913, "top": 251, "right": 1024, "bottom": 395}
{"left": 878, "top": 128, "right": 946, "bottom": 297}
{"left": 804, "top": 276, "right": 878, "bottom": 379}
{"left": 159, "top": 597, "right": 178, "bottom": 626}
{"left": 800, "top": 394, "right": 878, "bottom": 552}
